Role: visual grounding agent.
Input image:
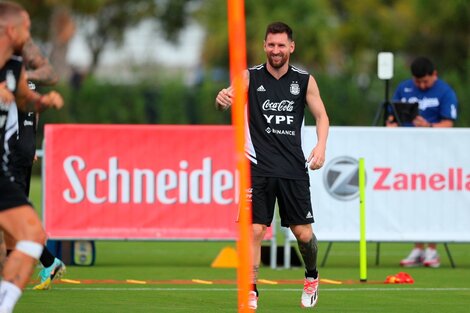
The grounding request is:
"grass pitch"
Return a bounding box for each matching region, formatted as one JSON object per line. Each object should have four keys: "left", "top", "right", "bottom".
{"left": 15, "top": 177, "right": 470, "bottom": 312}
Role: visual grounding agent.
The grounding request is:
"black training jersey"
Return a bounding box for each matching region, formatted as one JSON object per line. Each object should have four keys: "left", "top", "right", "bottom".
{"left": 8, "top": 109, "right": 36, "bottom": 167}
{"left": 0, "top": 56, "right": 23, "bottom": 177}
{"left": 246, "top": 64, "right": 310, "bottom": 180}
{"left": 8, "top": 74, "right": 37, "bottom": 168}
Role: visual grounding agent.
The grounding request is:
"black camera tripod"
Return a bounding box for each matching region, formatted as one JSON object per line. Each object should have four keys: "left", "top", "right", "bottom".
{"left": 372, "top": 79, "right": 402, "bottom": 126}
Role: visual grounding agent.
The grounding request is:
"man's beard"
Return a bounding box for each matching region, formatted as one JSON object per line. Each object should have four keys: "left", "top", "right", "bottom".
{"left": 267, "top": 53, "right": 288, "bottom": 69}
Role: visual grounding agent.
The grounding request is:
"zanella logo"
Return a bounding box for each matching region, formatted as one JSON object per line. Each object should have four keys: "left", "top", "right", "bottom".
{"left": 262, "top": 99, "right": 294, "bottom": 112}
{"left": 323, "top": 155, "right": 470, "bottom": 202}
{"left": 323, "top": 156, "right": 361, "bottom": 201}
{"left": 373, "top": 167, "right": 470, "bottom": 191}
{"left": 63, "top": 156, "right": 240, "bottom": 205}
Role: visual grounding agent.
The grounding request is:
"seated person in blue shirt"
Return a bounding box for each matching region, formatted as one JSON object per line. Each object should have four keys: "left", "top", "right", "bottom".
{"left": 386, "top": 56, "right": 458, "bottom": 128}
{"left": 386, "top": 56, "right": 458, "bottom": 268}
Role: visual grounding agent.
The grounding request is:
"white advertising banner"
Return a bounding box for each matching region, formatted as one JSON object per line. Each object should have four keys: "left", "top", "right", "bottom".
{"left": 297, "top": 126, "right": 470, "bottom": 242}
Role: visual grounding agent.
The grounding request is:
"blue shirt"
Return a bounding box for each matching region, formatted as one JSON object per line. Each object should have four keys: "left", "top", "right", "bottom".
{"left": 392, "top": 78, "right": 458, "bottom": 126}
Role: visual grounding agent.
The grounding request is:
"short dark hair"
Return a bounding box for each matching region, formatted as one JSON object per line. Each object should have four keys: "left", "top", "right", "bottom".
{"left": 410, "top": 57, "right": 435, "bottom": 78}
{"left": 265, "top": 22, "right": 293, "bottom": 41}
{"left": 0, "top": 1, "right": 24, "bottom": 27}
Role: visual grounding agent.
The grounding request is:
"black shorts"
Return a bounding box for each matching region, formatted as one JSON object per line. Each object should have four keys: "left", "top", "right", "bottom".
{"left": 0, "top": 176, "right": 31, "bottom": 212}
{"left": 250, "top": 176, "right": 314, "bottom": 227}
{"left": 10, "top": 165, "right": 33, "bottom": 197}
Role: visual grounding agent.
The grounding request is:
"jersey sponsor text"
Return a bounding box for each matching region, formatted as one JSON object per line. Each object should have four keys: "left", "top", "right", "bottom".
{"left": 262, "top": 99, "right": 294, "bottom": 112}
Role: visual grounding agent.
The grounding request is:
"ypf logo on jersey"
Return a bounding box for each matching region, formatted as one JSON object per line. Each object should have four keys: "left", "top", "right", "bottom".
{"left": 323, "top": 156, "right": 365, "bottom": 201}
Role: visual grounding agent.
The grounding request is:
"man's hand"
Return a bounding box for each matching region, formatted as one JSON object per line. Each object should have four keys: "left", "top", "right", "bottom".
{"left": 41, "top": 91, "right": 64, "bottom": 109}
{"left": 307, "top": 145, "right": 326, "bottom": 171}
{"left": 215, "top": 87, "right": 233, "bottom": 110}
{"left": 412, "top": 115, "right": 431, "bottom": 127}
{"left": 385, "top": 115, "right": 398, "bottom": 127}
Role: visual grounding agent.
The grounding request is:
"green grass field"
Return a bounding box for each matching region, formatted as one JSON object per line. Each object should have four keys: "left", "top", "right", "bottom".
{"left": 15, "top": 177, "right": 470, "bottom": 312}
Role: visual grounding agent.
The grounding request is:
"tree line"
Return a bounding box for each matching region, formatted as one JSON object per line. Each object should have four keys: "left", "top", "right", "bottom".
{"left": 16, "top": 0, "right": 469, "bottom": 133}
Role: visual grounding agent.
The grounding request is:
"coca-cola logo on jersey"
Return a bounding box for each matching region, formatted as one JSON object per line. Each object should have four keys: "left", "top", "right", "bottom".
{"left": 262, "top": 99, "right": 294, "bottom": 112}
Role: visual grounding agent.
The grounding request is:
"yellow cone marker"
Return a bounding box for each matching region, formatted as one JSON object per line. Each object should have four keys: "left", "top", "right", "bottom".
{"left": 192, "top": 279, "right": 213, "bottom": 285}
{"left": 61, "top": 279, "right": 81, "bottom": 284}
{"left": 126, "top": 279, "right": 147, "bottom": 284}
{"left": 211, "top": 246, "right": 239, "bottom": 268}
{"left": 258, "top": 279, "right": 278, "bottom": 285}
{"left": 320, "top": 278, "right": 342, "bottom": 285}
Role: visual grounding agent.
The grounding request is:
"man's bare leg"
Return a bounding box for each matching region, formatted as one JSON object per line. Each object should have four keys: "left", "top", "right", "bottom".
{"left": 0, "top": 206, "right": 45, "bottom": 312}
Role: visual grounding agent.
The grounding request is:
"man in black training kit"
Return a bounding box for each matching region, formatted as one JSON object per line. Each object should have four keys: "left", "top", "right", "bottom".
{"left": 0, "top": 10, "right": 65, "bottom": 290}
{"left": 15, "top": 37, "right": 65, "bottom": 290}
{"left": 0, "top": 2, "right": 64, "bottom": 312}
{"left": 216, "top": 22, "right": 329, "bottom": 309}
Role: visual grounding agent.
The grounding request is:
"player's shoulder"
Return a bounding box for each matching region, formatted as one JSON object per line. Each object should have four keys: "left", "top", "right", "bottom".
{"left": 395, "top": 79, "right": 413, "bottom": 91}
{"left": 289, "top": 65, "right": 311, "bottom": 87}
{"left": 434, "top": 79, "right": 458, "bottom": 102}
{"left": 290, "top": 65, "right": 309, "bottom": 76}
{"left": 4, "top": 55, "right": 23, "bottom": 67}
{"left": 248, "top": 63, "right": 265, "bottom": 72}
{"left": 11, "top": 55, "right": 23, "bottom": 62}
{"left": 1, "top": 56, "right": 23, "bottom": 76}
{"left": 434, "top": 78, "right": 454, "bottom": 91}
{"left": 400, "top": 79, "right": 413, "bottom": 87}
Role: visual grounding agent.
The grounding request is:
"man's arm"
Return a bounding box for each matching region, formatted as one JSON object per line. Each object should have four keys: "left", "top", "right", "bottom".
{"left": 22, "top": 38, "right": 58, "bottom": 85}
{"left": 215, "top": 70, "right": 249, "bottom": 110}
{"left": 305, "top": 75, "right": 329, "bottom": 170}
{"left": 413, "top": 116, "right": 453, "bottom": 127}
{"left": 15, "top": 66, "right": 63, "bottom": 113}
{"left": 414, "top": 88, "right": 457, "bottom": 128}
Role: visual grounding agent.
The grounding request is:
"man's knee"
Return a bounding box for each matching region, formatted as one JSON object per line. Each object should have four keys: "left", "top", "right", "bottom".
{"left": 29, "top": 225, "right": 46, "bottom": 246}
{"left": 291, "top": 225, "right": 313, "bottom": 243}
{"left": 13, "top": 223, "right": 45, "bottom": 260}
{"left": 4, "top": 231, "right": 16, "bottom": 250}
{"left": 10, "top": 208, "right": 46, "bottom": 245}
{"left": 252, "top": 224, "right": 267, "bottom": 240}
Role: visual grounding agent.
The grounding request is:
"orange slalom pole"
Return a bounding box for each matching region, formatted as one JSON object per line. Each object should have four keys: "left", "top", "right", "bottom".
{"left": 227, "top": 0, "right": 253, "bottom": 312}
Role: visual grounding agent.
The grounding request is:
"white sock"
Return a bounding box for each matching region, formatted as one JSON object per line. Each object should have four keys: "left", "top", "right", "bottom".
{"left": 0, "top": 281, "right": 22, "bottom": 313}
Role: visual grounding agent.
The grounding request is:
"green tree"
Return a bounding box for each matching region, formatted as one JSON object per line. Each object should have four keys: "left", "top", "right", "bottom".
{"left": 197, "top": 0, "right": 335, "bottom": 71}
{"left": 16, "top": 0, "right": 193, "bottom": 77}
{"left": 407, "top": 0, "right": 470, "bottom": 77}
{"left": 195, "top": 0, "right": 469, "bottom": 126}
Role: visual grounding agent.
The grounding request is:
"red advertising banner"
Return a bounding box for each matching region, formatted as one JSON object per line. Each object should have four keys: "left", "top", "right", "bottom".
{"left": 44, "top": 124, "right": 245, "bottom": 240}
